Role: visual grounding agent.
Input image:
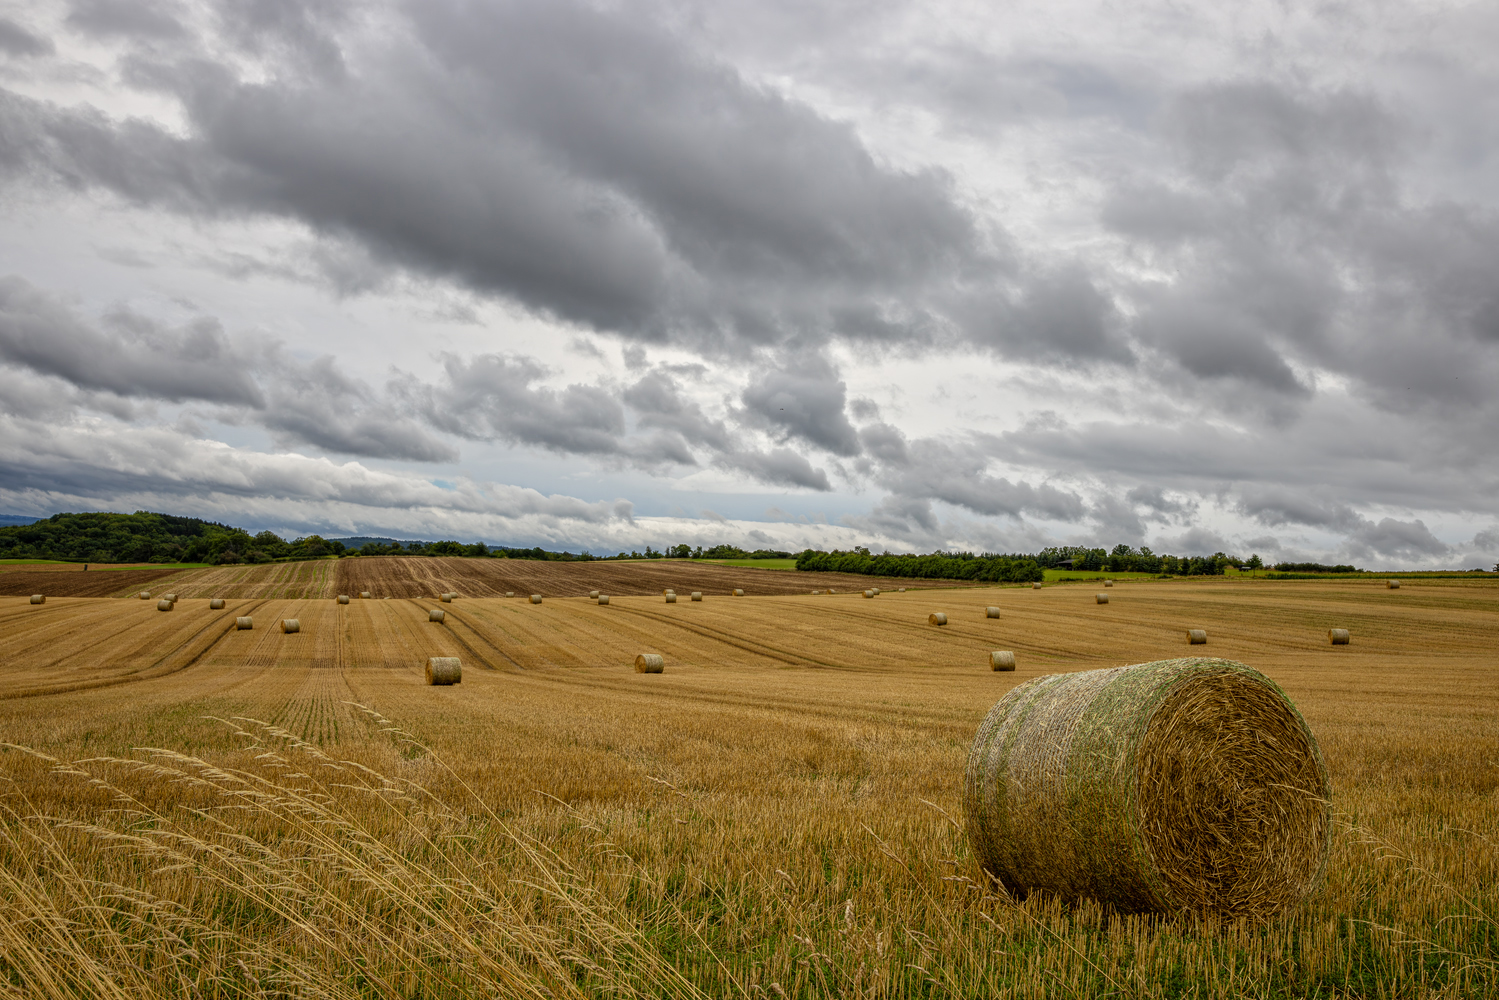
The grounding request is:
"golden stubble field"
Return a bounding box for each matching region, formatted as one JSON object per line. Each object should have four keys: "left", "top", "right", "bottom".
{"left": 2, "top": 577, "right": 1497, "bottom": 998}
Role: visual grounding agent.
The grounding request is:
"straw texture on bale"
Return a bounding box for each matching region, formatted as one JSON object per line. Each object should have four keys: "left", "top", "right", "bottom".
{"left": 691, "top": 592, "right": 702, "bottom": 601}
{"left": 529, "top": 594, "right": 542, "bottom": 604}
{"left": 1387, "top": 579, "right": 1401, "bottom": 589}
{"left": 360, "top": 591, "right": 372, "bottom": 599}
{"left": 597, "top": 595, "right": 609, "bottom": 605}
{"left": 429, "top": 609, "right": 445, "bottom": 623}
{"left": 505, "top": 592, "right": 514, "bottom": 597}
{"left": 589, "top": 590, "right": 599, "bottom": 599}
{"left": 425, "top": 657, "right": 462, "bottom": 685}
{"left": 986, "top": 606, "right": 1001, "bottom": 619}
{"left": 29, "top": 594, "right": 44, "bottom": 605}
{"left": 440, "top": 594, "right": 452, "bottom": 603}
{"left": 990, "top": 650, "right": 1016, "bottom": 671}
{"left": 156, "top": 599, "right": 172, "bottom": 611}
{"left": 929, "top": 612, "right": 948, "bottom": 626}
{"left": 733, "top": 589, "right": 744, "bottom": 596}
{"left": 164, "top": 594, "right": 177, "bottom": 603}
{"left": 235, "top": 617, "right": 253, "bottom": 630}
{"left": 337, "top": 595, "right": 350, "bottom": 604}
{"left": 1096, "top": 593, "right": 1109, "bottom": 604}
{"left": 139, "top": 591, "right": 151, "bottom": 599}
{"left": 1328, "top": 628, "right": 1350, "bottom": 645}
{"left": 864, "top": 590, "right": 875, "bottom": 598}
{"left": 210, "top": 598, "right": 225, "bottom": 610}
{"left": 1187, "top": 629, "right": 1207, "bottom": 645}
{"left": 1105, "top": 580, "right": 1114, "bottom": 587}
{"left": 1032, "top": 582, "right": 1042, "bottom": 589}
{"left": 964, "top": 657, "right": 1330, "bottom": 918}
{"left": 634, "top": 653, "right": 664, "bottom": 673}
{"left": 281, "top": 619, "right": 300, "bottom": 634}
{"left": 665, "top": 594, "right": 677, "bottom": 603}
{"left": 872, "top": 588, "right": 881, "bottom": 595}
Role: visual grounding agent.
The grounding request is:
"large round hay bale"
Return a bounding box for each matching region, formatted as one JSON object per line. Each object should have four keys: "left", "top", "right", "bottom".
{"left": 235, "top": 616, "right": 253, "bottom": 630}
{"left": 163, "top": 594, "right": 177, "bottom": 603}
{"left": 138, "top": 591, "right": 151, "bottom": 599}
{"left": 281, "top": 619, "right": 300, "bottom": 634}
{"left": 597, "top": 595, "right": 610, "bottom": 605}
{"left": 1386, "top": 579, "right": 1400, "bottom": 589}
{"left": 505, "top": 591, "right": 514, "bottom": 598}
{"left": 1104, "top": 580, "right": 1114, "bottom": 587}
{"left": 337, "top": 594, "right": 350, "bottom": 604}
{"left": 28, "top": 594, "right": 45, "bottom": 605}
{"left": 529, "top": 594, "right": 542, "bottom": 604}
{"left": 1032, "top": 582, "right": 1042, "bottom": 590}
{"left": 733, "top": 589, "right": 744, "bottom": 596}
{"left": 1187, "top": 629, "right": 1207, "bottom": 645}
{"left": 811, "top": 590, "right": 821, "bottom": 595}
{"left": 990, "top": 650, "right": 1016, "bottom": 671}
{"left": 871, "top": 588, "right": 881, "bottom": 596}
{"left": 589, "top": 590, "right": 599, "bottom": 599}
{"left": 429, "top": 609, "right": 445, "bottom": 623}
{"left": 929, "top": 612, "right": 948, "bottom": 626}
{"left": 634, "top": 653, "right": 664, "bottom": 673}
{"left": 665, "top": 594, "right": 677, "bottom": 603}
{"left": 426, "top": 657, "right": 461, "bottom": 685}
{"left": 360, "top": 591, "right": 372, "bottom": 599}
{"left": 985, "top": 606, "right": 1001, "bottom": 619}
{"left": 1096, "top": 593, "right": 1109, "bottom": 604}
{"left": 864, "top": 589, "right": 875, "bottom": 598}
{"left": 691, "top": 592, "right": 702, "bottom": 601}
{"left": 1328, "top": 628, "right": 1349, "bottom": 645}
{"left": 964, "top": 657, "right": 1329, "bottom": 917}
{"left": 156, "top": 599, "right": 172, "bottom": 611}
{"left": 210, "top": 598, "right": 225, "bottom": 610}
{"left": 439, "top": 593, "right": 452, "bottom": 603}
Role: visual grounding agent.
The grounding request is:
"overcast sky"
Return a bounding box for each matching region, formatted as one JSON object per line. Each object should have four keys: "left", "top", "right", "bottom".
{"left": 1, "top": 0, "right": 1496, "bottom": 566}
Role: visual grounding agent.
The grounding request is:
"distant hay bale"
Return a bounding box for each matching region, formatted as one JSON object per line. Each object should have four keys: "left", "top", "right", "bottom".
{"left": 29, "top": 594, "right": 44, "bottom": 605}
{"left": 505, "top": 592, "right": 515, "bottom": 598}
{"left": 440, "top": 593, "right": 452, "bottom": 603}
{"left": 235, "top": 617, "right": 253, "bottom": 630}
{"left": 864, "top": 590, "right": 875, "bottom": 598}
{"left": 812, "top": 590, "right": 821, "bottom": 595}
{"left": 964, "top": 657, "right": 1330, "bottom": 917}
{"left": 360, "top": 592, "right": 372, "bottom": 599}
{"left": 139, "top": 591, "right": 151, "bottom": 600}
{"left": 597, "top": 595, "right": 610, "bottom": 605}
{"left": 426, "top": 656, "right": 462, "bottom": 685}
{"left": 634, "top": 653, "right": 665, "bottom": 673}
{"left": 156, "top": 599, "right": 171, "bottom": 611}
{"left": 1387, "top": 580, "right": 1401, "bottom": 589}
{"left": 929, "top": 612, "right": 948, "bottom": 626}
{"left": 429, "top": 609, "right": 445, "bottom": 623}
{"left": 691, "top": 592, "right": 702, "bottom": 601}
{"left": 529, "top": 594, "right": 543, "bottom": 604}
{"left": 1187, "top": 629, "right": 1207, "bottom": 645}
{"left": 281, "top": 619, "right": 300, "bottom": 634}
{"left": 1032, "top": 582, "right": 1042, "bottom": 590}
{"left": 1104, "top": 580, "right": 1114, "bottom": 587}
{"left": 665, "top": 594, "right": 677, "bottom": 603}
{"left": 1328, "top": 628, "right": 1350, "bottom": 645}
{"left": 210, "top": 598, "right": 225, "bottom": 610}
{"left": 898, "top": 587, "right": 906, "bottom": 592}
{"left": 829, "top": 589, "right": 837, "bottom": 594}
{"left": 733, "top": 589, "right": 744, "bottom": 596}
{"left": 337, "top": 595, "right": 350, "bottom": 604}
{"left": 871, "top": 588, "right": 880, "bottom": 595}
{"left": 990, "top": 651, "right": 1016, "bottom": 671}
{"left": 164, "top": 594, "right": 178, "bottom": 603}
{"left": 1096, "top": 593, "right": 1109, "bottom": 604}
{"left": 986, "top": 606, "right": 1001, "bottom": 619}
{"left": 589, "top": 590, "right": 599, "bottom": 599}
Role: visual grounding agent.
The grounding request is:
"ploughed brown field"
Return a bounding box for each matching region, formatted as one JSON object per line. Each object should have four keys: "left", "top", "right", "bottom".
{"left": 1, "top": 573, "right": 1496, "bottom": 998}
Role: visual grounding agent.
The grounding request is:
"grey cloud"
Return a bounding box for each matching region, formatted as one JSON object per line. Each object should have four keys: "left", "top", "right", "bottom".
{"left": 1125, "top": 485, "right": 1197, "bottom": 522}
{"left": 1236, "top": 490, "right": 1364, "bottom": 531}
{"left": 0, "top": 18, "right": 54, "bottom": 57}
{"left": 66, "top": 0, "right": 188, "bottom": 40}
{"left": 622, "top": 369, "right": 732, "bottom": 452}
{"left": 962, "top": 266, "right": 1131, "bottom": 364}
{"left": 1472, "top": 529, "right": 1499, "bottom": 552}
{"left": 871, "top": 426, "right": 1086, "bottom": 522}
{"left": 1344, "top": 517, "right": 1450, "bottom": 560}
{"left": 740, "top": 355, "right": 861, "bottom": 456}
{"left": 718, "top": 448, "right": 831, "bottom": 491}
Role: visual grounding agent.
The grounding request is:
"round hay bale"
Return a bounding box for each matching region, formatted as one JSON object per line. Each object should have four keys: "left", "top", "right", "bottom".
{"left": 597, "top": 595, "right": 610, "bottom": 605}
{"left": 964, "top": 656, "right": 1329, "bottom": 917}
{"left": 163, "top": 594, "right": 178, "bottom": 604}
{"left": 281, "top": 619, "right": 300, "bottom": 634}
{"left": 634, "top": 653, "right": 664, "bottom": 673}
{"left": 139, "top": 591, "right": 151, "bottom": 599}
{"left": 1187, "top": 629, "right": 1207, "bottom": 645}
{"left": 235, "top": 617, "right": 253, "bottom": 630}
{"left": 28, "top": 594, "right": 45, "bottom": 605}
{"left": 1096, "top": 593, "right": 1109, "bottom": 604}
{"left": 337, "top": 594, "right": 350, "bottom": 605}
{"left": 429, "top": 609, "right": 445, "bottom": 623}
{"left": 1104, "top": 580, "right": 1114, "bottom": 588}
{"left": 898, "top": 587, "right": 906, "bottom": 592}
{"left": 505, "top": 591, "right": 514, "bottom": 598}
{"left": 1386, "top": 579, "right": 1400, "bottom": 589}
{"left": 871, "top": 588, "right": 881, "bottom": 596}
{"left": 929, "top": 612, "right": 948, "bottom": 626}
{"left": 665, "top": 594, "right": 677, "bottom": 603}
{"left": 439, "top": 593, "right": 452, "bottom": 603}
{"left": 426, "top": 656, "right": 461, "bottom": 685}
{"left": 589, "top": 590, "right": 599, "bottom": 599}
{"left": 864, "top": 590, "right": 875, "bottom": 598}
{"left": 691, "top": 592, "right": 702, "bottom": 601}
{"left": 360, "top": 591, "right": 372, "bottom": 599}
{"left": 990, "top": 651, "right": 1016, "bottom": 671}
{"left": 1032, "top": 582, "right": 1042, "bottom": 590}
{"left": 210, "top": 598, "right": 225, "bottom": 610}
{"left": 156, "top": 599, "right": 172, "bottom": 611}
{"left": 733, "top": 588, "right": 744, "bottom": 596}
{"left": 986, "top": 606, "right": 1001, "bottom": 619}
{"left": 529, "top": 594, "right": 542, "bottom": 604}
{"left": 1328, "top": 628, "right": 1349, "bottom": 645}
{"left": 811, "top": 590, "right": 821, "bottom": 595}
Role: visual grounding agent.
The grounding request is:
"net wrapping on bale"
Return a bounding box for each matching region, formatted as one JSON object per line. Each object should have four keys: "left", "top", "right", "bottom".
{"left": 964, "top": 657, "right": 1329, "bottom": 918}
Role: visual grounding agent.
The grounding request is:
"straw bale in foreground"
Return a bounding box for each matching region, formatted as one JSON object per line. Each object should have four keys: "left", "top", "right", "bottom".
{"left": 235, "top": 617, "right": 253, "bottom": 630}
{"left": 1096, "top": 593, "right": 1109, "bottom": 604}
{"left": 281, "top": 619, "right": 300, "bottom": 634}
{"left": 29, "top": 594, "right": 44, "bottom": 604}
{"left": 665, "top": 594, "right": 677, "bottom": 603}
{"left": 986, "top": 606, "right": 1001, "bottom": 619}
{"left": 156, "top": 599, "right": 172, "bottom": 611}
{"left": 990, "top": 651, "right": 1016, "bottom": 671}
{"left": 1328, "top": 628, "right": 1349, "bottom": 645}
{"left": 210, "top": 598, "right": 225, "bottom": 610}
{"left": 597, "top": 595, "right": 610, "bottom": 605}
{"left": 1187, "top": 629, "right": 1207, "bottom": 644}
{"left": 634, "top": 653, "right": 664, "bottom": 673}
{"left": 929, "top": 612, "right": 948, "bottom": 626}
{"left": 529, "top": 594, "right": 542, "bottom": 604}
{"left": 337, "top": 595, "right": 350, "bottom": 604}
{"left": 964, "top": 656, "right": 1329, "bottom": 917}
{"left": 426, "top": 657, "right": 461, "bottom": 685}
{"left": 429, "top": 609, "right": 445, "bottom": 623}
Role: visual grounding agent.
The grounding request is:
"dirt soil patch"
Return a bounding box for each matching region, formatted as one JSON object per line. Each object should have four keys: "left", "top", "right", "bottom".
{"left": 0, "top": 568, "right": 181, "bottom": 597}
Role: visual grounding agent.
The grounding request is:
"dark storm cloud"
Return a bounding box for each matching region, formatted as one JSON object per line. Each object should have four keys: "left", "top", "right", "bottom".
{"left": 0, "top": 18, "right": 54, "bottom": 57}
{"left": 1236, "top": 489, "right": 1364, "bottom": 531}
{"left": 1344, "top": 518, "right": 1449, "bottom": 560}
{"left": 718, "top": 448, "right": 831, "bottom": 491}
{"left": 960, "top": 265, "right": 1132, "bottom": 364}
{"left": 622, "top": 369, "right": 733, "bottom": 452}
{"left": 740, "top": 355, "right": 862, "bottom": 457}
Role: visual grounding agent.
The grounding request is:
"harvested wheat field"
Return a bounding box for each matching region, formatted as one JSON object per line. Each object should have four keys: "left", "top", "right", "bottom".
{"left": 1, "top": 576, "right": 1496, "bottom": 998}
